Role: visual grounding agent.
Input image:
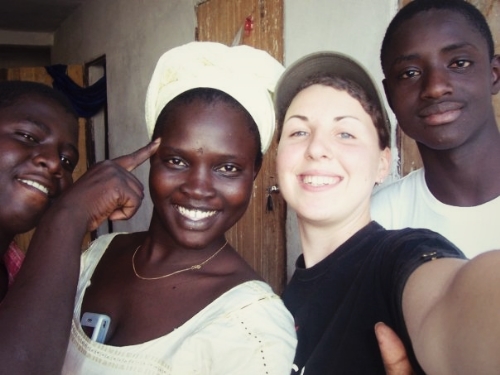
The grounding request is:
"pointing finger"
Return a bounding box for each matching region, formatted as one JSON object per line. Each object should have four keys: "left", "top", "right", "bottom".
{"left": 113, "top": 138, "right": 161, "bottom": 172}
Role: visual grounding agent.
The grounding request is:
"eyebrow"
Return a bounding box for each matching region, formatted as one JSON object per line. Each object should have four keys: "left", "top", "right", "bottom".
{"left": 390, "top": 42, "right": 477, "bottom": 68}
{"left": 441, "top": 41, "right": 477, "bottom": 54}
{"left": 284, "top": 114, "right": 363, "bottom": 130}
{"left": 67, "top": 141, "right": 79, "bottom": 157}
{"left": 334, "top": 115, "right": 360, "bottom": 122}
{"left": 286, "top": 114, "right": 360, "bottom": 122}
{"left": 285, "top": 114, "right": 308, "bottom": 122}
{"left": 28, "top": 118, "right": 51, "bottom": 134}
{"left": 160, "top": 145, "right": 246, "bottom": 160}
{"left": 28, "top": 118, "right": 79, "bottom": 156}
{"left": 391, "top": 53, "right": 419, "bottom": 68}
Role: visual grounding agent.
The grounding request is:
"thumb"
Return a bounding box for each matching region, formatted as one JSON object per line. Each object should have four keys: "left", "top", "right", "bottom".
{"left": 375, "top": 322, "right": 414, "bottom": 375}
{"left": 113, "top": 138, "right": 161, "bottom": 172}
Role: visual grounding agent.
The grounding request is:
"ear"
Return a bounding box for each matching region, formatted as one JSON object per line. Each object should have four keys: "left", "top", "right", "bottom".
{"left": 377, "top": 147, "right": 392, "bottom": 183}
{"left": 491, "top": 55, "right": 500, "bottom": 95}
{"left": 382, "top": 79, "right": 394, "bottom": 111}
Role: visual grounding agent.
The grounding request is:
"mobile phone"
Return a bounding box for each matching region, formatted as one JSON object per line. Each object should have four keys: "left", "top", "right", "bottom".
{"left": 80, "top": 312, "right": 111, "bottom": 343}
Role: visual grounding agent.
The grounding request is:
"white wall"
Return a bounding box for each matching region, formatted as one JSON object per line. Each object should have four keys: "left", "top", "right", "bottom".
{"left": 283, "top": 0, "right": 399, "bottom": 278}
{"left": 52, "top": 0, "right": 198, "bottom": 233}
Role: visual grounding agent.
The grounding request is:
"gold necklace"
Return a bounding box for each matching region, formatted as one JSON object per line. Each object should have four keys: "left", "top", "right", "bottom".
{"left": 131, "top": 240, "right": 228, "bottom": 281}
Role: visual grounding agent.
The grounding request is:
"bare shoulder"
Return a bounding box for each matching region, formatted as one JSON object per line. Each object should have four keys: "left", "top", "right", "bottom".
{"left": 216, "top": 246, "right": 263, "bottom": 285}
{"left": 104, "top": 232, "right": 145, "bottom": 253}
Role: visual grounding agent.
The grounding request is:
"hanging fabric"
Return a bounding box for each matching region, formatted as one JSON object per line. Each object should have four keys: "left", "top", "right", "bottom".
{"left": 45, "top": 64, "right": 107, "bottom": 118}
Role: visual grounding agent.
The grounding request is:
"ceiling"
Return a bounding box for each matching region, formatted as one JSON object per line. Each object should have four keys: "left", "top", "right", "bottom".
{"left": 0, "top": 0, "right": 85, "bottom": 33}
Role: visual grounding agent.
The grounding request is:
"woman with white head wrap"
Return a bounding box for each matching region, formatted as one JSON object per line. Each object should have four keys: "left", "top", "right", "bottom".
{"left": 61, "top": 41, "right": 296, "bottom": 375}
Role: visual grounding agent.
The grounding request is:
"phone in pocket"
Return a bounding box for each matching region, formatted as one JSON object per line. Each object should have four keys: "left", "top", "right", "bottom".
{"left": 80, "top": 312, "right": 111, "bottom": 343}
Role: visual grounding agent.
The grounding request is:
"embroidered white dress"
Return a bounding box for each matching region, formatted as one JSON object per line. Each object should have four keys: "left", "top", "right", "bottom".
{"left": 62, "top": 233, "right": 297, "bottom": 375}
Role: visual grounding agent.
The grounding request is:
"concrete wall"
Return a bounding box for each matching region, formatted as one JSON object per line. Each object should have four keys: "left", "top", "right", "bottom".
{"left": 52, "top": 0, "right": 198, "bottom": 233}
{"left": 283, "top": 0, "right": 399, "bottom": 278}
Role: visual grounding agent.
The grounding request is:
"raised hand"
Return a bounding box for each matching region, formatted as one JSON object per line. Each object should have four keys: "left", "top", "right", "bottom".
{"left": 0, "top": 140, "right": 160, "bottom": 375}
{"left": 375, "top": 322, "right": 414, "bottom": 375}
{"left": 52, "top": 138, "right": 160, "bottom": 231}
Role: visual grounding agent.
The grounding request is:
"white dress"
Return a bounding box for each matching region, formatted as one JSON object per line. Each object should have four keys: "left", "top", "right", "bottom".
{"left": 62, "top": 233, "right": 297, "bottom": 375}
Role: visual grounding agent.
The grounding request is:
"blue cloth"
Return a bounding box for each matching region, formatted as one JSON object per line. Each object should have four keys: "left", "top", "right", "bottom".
{"left": 45, "top": 64, "right": 106, "bottom": 118}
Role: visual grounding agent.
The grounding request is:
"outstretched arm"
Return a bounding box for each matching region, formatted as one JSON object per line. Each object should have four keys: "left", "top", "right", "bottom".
{"left": 403, "top": 251, "right": 500, "bottom": 375}
{"left": 0, "top": 139, "right": 159, "bottom": 375}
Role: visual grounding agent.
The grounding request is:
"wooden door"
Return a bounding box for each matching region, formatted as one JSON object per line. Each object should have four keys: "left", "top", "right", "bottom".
{"left": 196, "top": 0, "right": 286, "bottom": 293}
{"left": 398, "top": 0, "right": 500, "bottom": 176}
{"left": 4, "top": 66, "right": 90, "bottom": 252}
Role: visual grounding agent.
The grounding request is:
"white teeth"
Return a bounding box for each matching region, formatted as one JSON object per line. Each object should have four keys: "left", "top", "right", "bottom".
{"left": 303, "top": 175, "right": 337, "bottom": 186}
{"left": 177, "top": 206, "right": 216, "bottom": 221}
{"left": 18, "top": 179, "right": 49, "bottom": 195}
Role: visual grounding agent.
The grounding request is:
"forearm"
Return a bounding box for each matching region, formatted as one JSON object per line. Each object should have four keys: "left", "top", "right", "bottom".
{"left": 0, "top": 142, "right": 158, "bottom": 374}
{"left": 0, "top": 206, "right": 88, "bottom": 375}
{"left": 415, "top": 250, "right": 500, "bottom": 375}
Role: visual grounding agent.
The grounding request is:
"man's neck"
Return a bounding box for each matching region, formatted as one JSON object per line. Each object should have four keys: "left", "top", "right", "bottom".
{"left": 419, "top": 129, "right": 500, "bottom": 206}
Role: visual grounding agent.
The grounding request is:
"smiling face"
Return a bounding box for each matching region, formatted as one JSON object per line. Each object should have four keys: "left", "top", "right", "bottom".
{"left": 382, "top": 9, "right": 500, "bottom": 151}
{"left": 0, "top": 94, "right": 79, "bottom": 238}
{"left": 148, "top": 96, "right": 260, "bottom": 249}
{"left": 277, "top": 84, "right": 390, "bottom": 226}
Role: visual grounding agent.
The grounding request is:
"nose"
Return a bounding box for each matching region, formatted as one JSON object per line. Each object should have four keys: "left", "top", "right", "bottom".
{"left": 420, "top": 66, "right": 452, "bottom": 100}
{"left": 306, "top": 130, "right": 333, "bottom": 160}
{"left": 180, "top": 165, "right": 216, "bottom": 199}
{"left": 33, "top": 145, "right": 63, "bottom": 178}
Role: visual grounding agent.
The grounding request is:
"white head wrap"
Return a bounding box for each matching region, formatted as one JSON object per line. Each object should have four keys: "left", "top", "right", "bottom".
{"left": 145, "top": 41, "right": 284, "bottom": 153}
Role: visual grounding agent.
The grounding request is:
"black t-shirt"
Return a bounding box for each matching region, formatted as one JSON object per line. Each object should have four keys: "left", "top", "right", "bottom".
{"left": 282, "top": 221, "right": 466, "bottom": 375}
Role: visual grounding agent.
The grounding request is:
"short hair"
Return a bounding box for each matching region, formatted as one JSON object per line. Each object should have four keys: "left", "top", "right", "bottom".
{"left": 0, "top": 80, "right": 78, "bottom": 119}
{"left": 153, "top": 87, "right": 263, "bottom": 168}
{"left": 278, "top": 75, "right": 390, "bottom": 150}
{"left": 381, "top": 0, "right": 495, "bottom": 72}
